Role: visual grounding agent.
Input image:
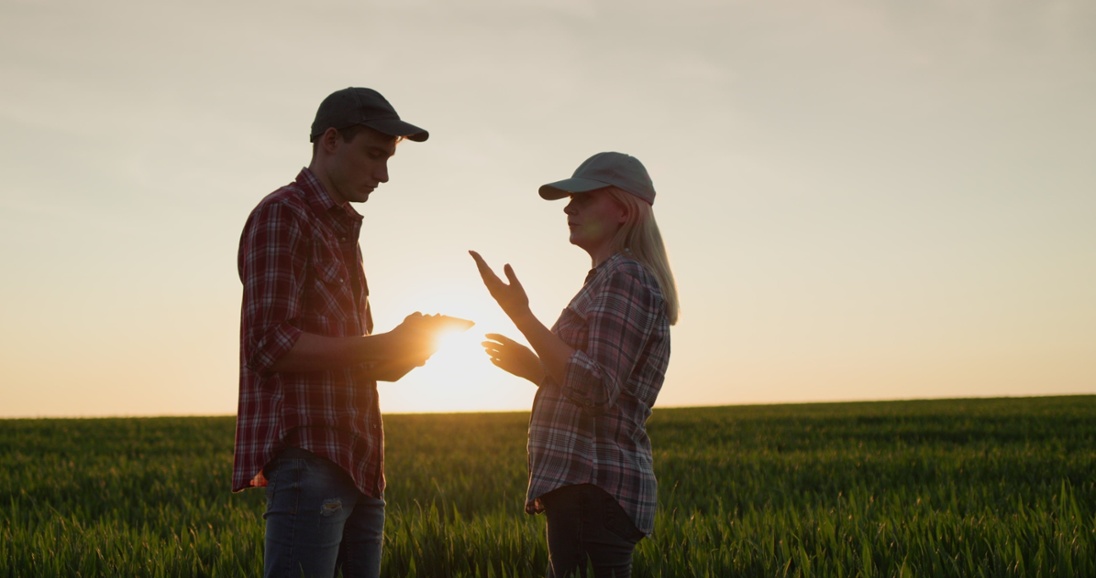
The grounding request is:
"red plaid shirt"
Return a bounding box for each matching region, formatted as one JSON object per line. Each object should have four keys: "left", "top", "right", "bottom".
{"left": 526, "top": 251, "right": 671, "bottom": 535}
{"left": 233, "top": 168, "right": 384, "bottom": 497}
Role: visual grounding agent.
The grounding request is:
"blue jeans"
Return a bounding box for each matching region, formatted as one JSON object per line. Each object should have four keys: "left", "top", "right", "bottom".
{"left": 263, "top": 448, "right": 385, "bottom": 578}
{"left": 541, "top": 484, "right": 645, "bottom": 578}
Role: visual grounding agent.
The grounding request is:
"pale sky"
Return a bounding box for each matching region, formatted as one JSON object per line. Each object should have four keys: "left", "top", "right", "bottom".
{"left": 1, "top": 0, "right": 1093, "bottom": 418}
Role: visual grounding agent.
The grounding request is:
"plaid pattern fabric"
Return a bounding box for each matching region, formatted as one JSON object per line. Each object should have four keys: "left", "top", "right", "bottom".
{"left": 526, "top": 252, "right": 671, "bottom": 535}
{"left": 232, "top": 168, "right": 384, "bottom": 497}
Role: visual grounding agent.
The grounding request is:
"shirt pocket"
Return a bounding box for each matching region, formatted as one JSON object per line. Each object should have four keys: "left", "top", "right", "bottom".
{"left": 313, "top": 258, "right": 349, "bottom": 287}
{"left": 309, "top": 250, "right": 354, "bottom": 316}
{"left": 553, "top": 306, "right": 589, "bottom": 350}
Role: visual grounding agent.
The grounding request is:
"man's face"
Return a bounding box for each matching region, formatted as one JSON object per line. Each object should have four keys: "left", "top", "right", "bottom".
{"left": 323, "top": 127, "right": 398, "bottom": 204}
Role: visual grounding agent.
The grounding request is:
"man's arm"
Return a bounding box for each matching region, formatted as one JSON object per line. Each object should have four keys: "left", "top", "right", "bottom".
{"left": 268, "top": 333, "right": 398, "bottom": 373}
{"left": 240, "top": 200, "right": 457, "bottom": 378}
{"left": 268, "top": 314, "right": 440, "bottom": 374}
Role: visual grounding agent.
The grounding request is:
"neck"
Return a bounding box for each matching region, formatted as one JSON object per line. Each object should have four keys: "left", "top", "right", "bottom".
{"left": 307, "top": 161, "right": 345, "bottom": 205}
{"left": 587, "top": 246, "right": 614, "bottom": 268}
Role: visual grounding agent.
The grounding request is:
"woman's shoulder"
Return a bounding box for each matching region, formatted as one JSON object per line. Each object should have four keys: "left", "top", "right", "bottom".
{"left": 602, "top": 252, "right": 660, "bottom": 293}
{"left": 604, "top": 251, "right": 652, "bottom": 277}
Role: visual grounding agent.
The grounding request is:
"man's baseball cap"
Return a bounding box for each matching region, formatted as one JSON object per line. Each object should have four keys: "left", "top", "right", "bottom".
{"left": 310, "top": 87, "right": 429, "bottom": 143}
{"left": 538, "top": 152, "right": 656, "bottom": 205}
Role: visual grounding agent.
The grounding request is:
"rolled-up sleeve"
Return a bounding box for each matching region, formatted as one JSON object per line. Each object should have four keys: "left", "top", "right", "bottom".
{"left": 561, "top": 269, "right": 661, "bottom": 412}
{"left": 238, "top": 201, "right": 308, "bottom": 375}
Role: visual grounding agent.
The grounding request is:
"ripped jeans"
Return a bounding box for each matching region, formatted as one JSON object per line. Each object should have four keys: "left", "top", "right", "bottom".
{"left": 263, "top": 448, "right": 385, "bottom": 578}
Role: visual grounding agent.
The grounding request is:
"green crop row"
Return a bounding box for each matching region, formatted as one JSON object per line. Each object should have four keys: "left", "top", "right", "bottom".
{"left": 1, "top": 396, "right": 1093, "bottom": 577}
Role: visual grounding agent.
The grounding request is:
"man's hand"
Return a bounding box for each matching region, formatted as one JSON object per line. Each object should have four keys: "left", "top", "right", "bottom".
{"left": 386, "top": 312, "right": 441, "bottom": 363}
{"left": 380, "top": 313, "right": 476, "bottom": 376}
{"left": 481, "top": 333, "right": 545, "bottom": 385}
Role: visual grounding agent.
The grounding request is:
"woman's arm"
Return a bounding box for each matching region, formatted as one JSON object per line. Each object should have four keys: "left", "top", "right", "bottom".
{"left": 470, "top": 251, "right": 574, "bottom": 384}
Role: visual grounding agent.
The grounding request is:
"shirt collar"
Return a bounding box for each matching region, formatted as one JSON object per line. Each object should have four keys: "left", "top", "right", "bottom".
{"left": 295, "top": 167, "right": 363, "bottom": 225}
{"left": 584, "top": 250, "right": 631, "bottom": 284}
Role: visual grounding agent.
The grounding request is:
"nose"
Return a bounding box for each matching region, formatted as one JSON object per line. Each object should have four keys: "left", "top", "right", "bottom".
{"left": 375, "top": 161, "right": 390, "bottom": 184}
{"left": 564, "top": 197, "right": 578, "bottom": 215}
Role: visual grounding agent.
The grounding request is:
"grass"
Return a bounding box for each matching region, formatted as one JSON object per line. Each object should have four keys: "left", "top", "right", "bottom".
{"left": 2, "top": 395, "right": 1094, "bottom": 577}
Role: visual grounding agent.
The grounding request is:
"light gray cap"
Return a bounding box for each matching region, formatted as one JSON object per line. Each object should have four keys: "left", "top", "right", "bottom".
{"left": 538, "top": 152, "right": 656, "bottom": 205}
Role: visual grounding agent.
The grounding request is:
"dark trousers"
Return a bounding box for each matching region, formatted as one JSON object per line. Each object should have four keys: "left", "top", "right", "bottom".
{"left": 541, "top": 484, "right": 645, "bottom": 578}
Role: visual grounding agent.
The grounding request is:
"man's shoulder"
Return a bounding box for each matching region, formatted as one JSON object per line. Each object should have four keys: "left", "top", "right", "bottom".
{"left": 256, "top": 181, "right": 310, "bottom": 210}
{"left": 246, "top": 181, "right": 316, "bottom": 226}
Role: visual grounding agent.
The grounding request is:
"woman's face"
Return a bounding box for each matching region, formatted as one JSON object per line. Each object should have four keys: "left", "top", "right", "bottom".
{"left": 564, "top": 189, "right": 627, "bottom": 261}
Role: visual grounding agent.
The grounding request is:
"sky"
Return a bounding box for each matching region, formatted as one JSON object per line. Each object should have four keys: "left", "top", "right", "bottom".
{"left": 1, "top": 0, "right": 1093, "bottom": 418}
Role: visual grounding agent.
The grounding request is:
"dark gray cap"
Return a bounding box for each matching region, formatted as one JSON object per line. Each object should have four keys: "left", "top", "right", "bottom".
{"left": 310, "top": 87, "right": 429, "bottom": 143}
{"left": 539, "top": 152, "right": 656, "bottom": 205}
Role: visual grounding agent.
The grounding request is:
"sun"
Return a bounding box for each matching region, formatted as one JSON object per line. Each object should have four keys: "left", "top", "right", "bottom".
{"left": 431, "top": 323, "right": 479, "bottom": 360}
{"left": 427, "top": 326, "right": 493, "bottom": 378}
{"left": 377, "top": 285, "right": 537, "bottom": 414}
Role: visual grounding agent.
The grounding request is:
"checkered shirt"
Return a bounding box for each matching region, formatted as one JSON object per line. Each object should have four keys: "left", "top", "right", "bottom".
{"left": 526, "top": 251, "right": 671, "bottom": 535}
{"left": 232, "top": 168, "right": 384, "bottom": 497}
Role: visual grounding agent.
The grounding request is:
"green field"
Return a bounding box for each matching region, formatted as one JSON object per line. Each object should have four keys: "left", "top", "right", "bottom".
{"left": 2, "top": 396, "right": 1094, "bottom": 577}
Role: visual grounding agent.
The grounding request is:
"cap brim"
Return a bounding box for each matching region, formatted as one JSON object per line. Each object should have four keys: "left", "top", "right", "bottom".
{"left": 538, "top": 177, "right": 611, "bottom": 200}
{"left": 365, "top": 119, "right": 430, "bottom": 142}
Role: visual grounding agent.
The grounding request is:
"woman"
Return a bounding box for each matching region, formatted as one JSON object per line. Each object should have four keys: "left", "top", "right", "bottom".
{"left": 470, "top": 151, "right": 678, "bottom": 578}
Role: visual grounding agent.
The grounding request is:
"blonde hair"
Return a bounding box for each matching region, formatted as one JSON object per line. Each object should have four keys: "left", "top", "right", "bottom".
{"left": 607, "top": 188, "right": 680, "bottom": 325}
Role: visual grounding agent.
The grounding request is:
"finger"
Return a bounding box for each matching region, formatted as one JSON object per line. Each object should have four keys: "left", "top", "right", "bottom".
{"left": 471, "top": 253, "right": 506, "bottom": 289}
{"left": 488, "top": 333, "right": 521, "bottom": 347}
{"left": 503, "top": 264, "right": 521, "bottom": 286}
{"left": 469, "top": 250, "right": 484, "bottom": 268}
{"left": 483, "top": 334, "right": 518, "bottom": 349}
{"left": 469, "top": 251, "right": 495, "bottom": 277}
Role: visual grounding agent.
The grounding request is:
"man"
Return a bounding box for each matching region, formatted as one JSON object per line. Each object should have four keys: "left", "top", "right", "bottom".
{"left": 234, "top": 87, "right": 440, "bottom": 578}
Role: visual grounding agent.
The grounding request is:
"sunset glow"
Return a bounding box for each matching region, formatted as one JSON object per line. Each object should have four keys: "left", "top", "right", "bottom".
{"left": 1, "top": 1, "right": 1093, "bottom": 418}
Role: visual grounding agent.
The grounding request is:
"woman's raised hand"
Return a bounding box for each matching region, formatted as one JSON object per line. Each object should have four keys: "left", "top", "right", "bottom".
{"left": 469, "top": 250, "right": 531, "bottom": 322}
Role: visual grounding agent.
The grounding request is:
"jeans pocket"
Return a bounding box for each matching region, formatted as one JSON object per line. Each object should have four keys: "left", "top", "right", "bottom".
{"left": 263, "top": 449, "right": 310, "bottom": 517}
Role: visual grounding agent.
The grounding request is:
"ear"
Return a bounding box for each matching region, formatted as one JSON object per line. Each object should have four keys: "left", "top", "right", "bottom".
{"left": 319, "top": 127, "right": 341, "bottom": 153}
{"left": 614, "top": 199, "right": 629, "bottom": 225}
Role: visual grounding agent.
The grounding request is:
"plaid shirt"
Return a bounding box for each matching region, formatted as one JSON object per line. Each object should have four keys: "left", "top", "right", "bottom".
{"left": 526, "top": 251, "right": 671, "bottom": 535}
{"left": 232, "top": 168, "right": 384, "bottom": 497}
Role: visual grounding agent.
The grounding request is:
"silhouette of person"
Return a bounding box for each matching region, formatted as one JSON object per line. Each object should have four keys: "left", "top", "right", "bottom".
{"left": 235, "top": 87, "right": 447, "bottom": 578}
{"left": 471, "top": 151, "right": 679, "bottom": 578}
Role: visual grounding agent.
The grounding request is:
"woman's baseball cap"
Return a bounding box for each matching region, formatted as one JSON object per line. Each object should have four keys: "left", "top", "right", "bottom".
{"left": 310, "top": 87, "right": 429, "bottom": 143}
{"left": 538, "top": 152, "right": 656, "bottom": 205}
